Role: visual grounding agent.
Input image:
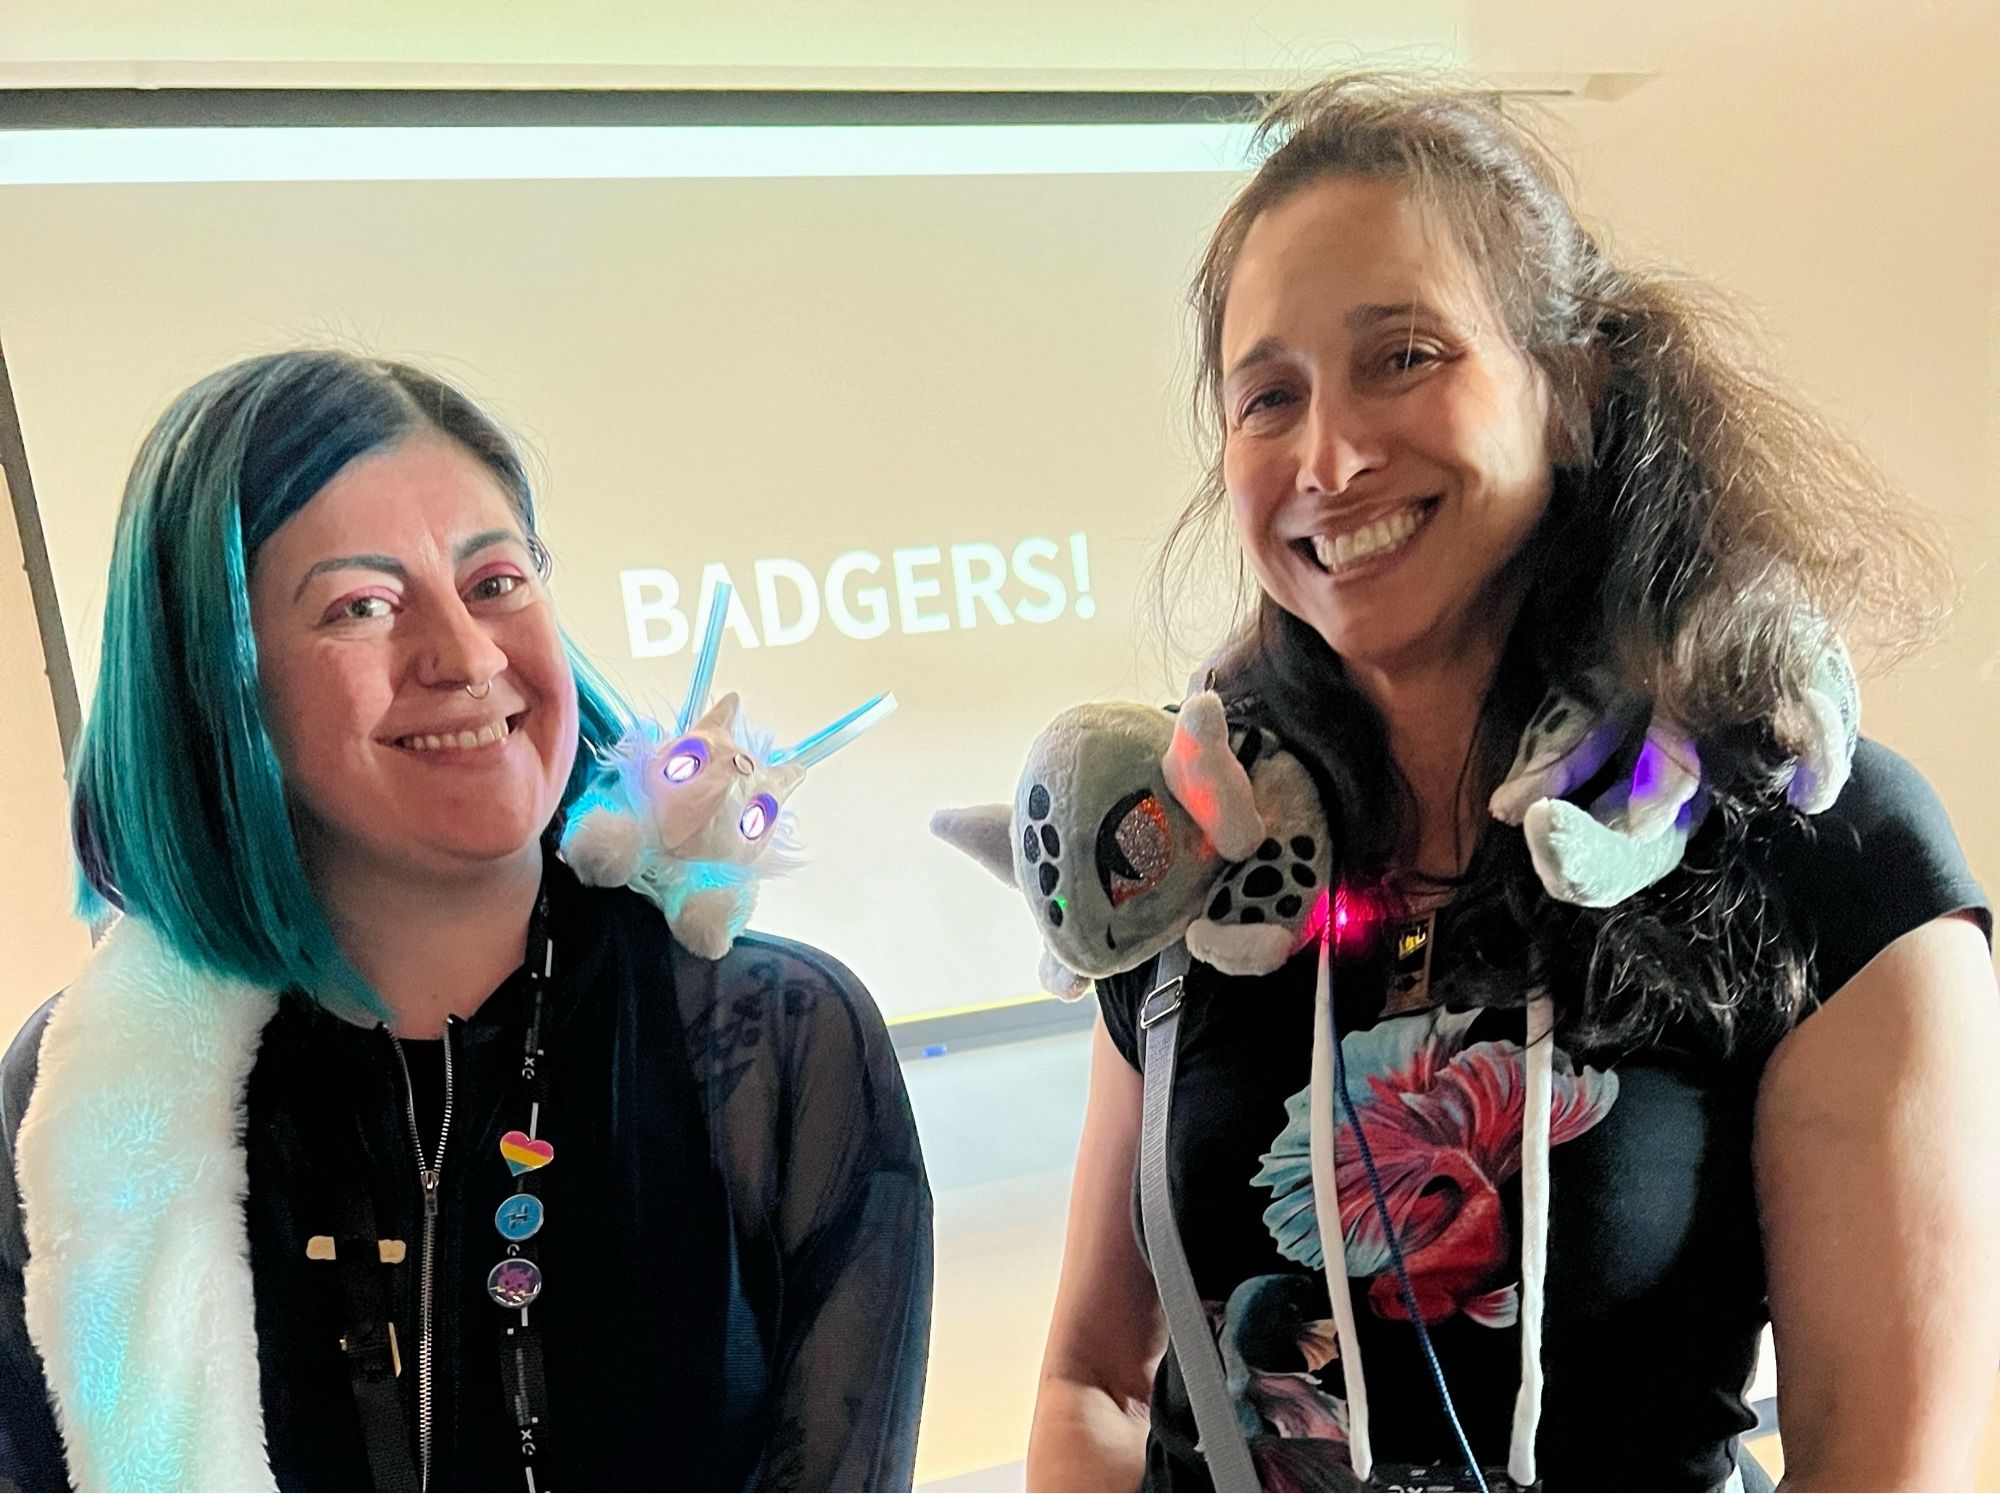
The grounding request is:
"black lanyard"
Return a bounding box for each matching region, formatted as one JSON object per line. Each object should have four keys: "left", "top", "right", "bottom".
{"left": 491, "top": 891, "right": 556, "bottom": 1492}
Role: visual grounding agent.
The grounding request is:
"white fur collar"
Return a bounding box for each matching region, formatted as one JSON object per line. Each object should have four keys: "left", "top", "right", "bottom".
{"left": 16, "top": 915, "right": 280, "bottom": 1491}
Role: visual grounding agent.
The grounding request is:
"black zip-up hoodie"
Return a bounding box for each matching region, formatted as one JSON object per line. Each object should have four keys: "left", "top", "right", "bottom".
{"left": 0, "top": 861, "right": 932, "bottom": 1491}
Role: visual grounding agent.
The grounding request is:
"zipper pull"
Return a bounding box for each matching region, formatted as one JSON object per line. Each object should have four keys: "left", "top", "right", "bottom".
{"left": 421, "top": 1169, "right": 441, "bottom": 1218}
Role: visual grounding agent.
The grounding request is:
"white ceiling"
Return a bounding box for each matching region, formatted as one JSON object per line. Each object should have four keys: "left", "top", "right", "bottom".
{"left": 0, "top": 0, "right": 1840, "bottom": 95}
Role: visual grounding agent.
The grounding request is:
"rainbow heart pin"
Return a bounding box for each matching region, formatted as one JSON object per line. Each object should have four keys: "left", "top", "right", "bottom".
{"left": 500, "top": 1130, "right": 555, "bottom": 1176}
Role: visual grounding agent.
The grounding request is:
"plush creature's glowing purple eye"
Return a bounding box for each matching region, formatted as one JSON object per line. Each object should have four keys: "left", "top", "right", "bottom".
{"left": 739, "top": 794, "right": 778, "bottom": 842}
{"left": 663, "top": 739, "right": 709, "bottom": 783}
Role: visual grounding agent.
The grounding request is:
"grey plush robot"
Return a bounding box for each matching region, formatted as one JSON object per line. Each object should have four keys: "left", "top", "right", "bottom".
{"left": 932, "top": 691, "right": 1329, "bottom": 999}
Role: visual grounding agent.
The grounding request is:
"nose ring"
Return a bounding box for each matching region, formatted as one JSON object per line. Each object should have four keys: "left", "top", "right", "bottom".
{"left": 465, "top": 681, "right": 493, "bottom": 700}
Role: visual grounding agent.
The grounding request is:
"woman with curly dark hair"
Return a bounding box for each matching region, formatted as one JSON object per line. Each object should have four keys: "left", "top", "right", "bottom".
{"left": 1029, "top": 75, "right": 1998, "bottom": 1491}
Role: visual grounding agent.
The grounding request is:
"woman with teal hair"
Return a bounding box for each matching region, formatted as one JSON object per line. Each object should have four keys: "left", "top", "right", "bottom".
{"left": 0, "top": 350, "right": 932, "bottom": 1491}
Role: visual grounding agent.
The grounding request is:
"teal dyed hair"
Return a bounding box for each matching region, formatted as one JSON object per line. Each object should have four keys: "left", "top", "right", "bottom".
{"left": 70, "top": 350, "right": 630, "bottom": 1018}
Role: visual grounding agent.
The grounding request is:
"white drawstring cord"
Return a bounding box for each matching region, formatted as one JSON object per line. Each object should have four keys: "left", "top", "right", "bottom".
{"left": 1509, "top": 989, "right": 1556, "bottom": 1487}
{"left": 1309, "top": 931, "right": 1373, "bottom": 1480}
{"left": 1313, "top": 928, "right": 1557, "bottom": 1490}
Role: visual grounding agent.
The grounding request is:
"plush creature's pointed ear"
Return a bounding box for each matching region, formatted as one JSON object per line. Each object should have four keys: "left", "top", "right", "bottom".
{"left": 764, "top": 759, "right": 809, "bottom": 802}
{"left": 930, "top": 805, "right": 1018, "bottom": 886}
{"left": 691, "top": 690, "right": 741, "bottom": 736}
{"left": 1161, "top": 691, "right": 1264, "bottom": 861}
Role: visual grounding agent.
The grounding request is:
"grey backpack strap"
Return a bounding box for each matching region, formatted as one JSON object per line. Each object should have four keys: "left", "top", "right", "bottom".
{"left": 1139, "top": 943, "right": 1263, "bottom": 1493}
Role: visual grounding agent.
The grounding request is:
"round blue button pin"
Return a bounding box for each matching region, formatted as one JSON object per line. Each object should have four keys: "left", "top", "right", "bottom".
{"left": 494, "top": 1193, "right": 545, "bottom": 1243}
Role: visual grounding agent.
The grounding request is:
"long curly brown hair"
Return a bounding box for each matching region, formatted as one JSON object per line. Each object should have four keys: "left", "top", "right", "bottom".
{"left": 1160, "top": 74, "right": 1951, "bottom": 1053}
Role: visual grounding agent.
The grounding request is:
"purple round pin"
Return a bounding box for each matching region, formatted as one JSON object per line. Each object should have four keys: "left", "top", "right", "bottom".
{"left": 487, "top": 1256, "right": 543, "bottom": 1309}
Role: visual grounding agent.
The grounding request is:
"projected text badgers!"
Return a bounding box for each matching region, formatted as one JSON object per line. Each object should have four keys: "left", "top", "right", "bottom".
{"left": 619, "top": 532, "right": 1096, "bottom": 657}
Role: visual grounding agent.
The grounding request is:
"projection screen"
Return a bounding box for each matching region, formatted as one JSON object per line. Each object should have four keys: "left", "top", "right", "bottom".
{"left": 0, "top": 118, "right": 1258, "bottom": 1022}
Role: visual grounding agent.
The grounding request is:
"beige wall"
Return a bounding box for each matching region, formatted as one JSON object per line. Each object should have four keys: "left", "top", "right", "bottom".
{"left": 0, "top": 468, "right": 91, "bottom": 1040}
{"left": 1541, "top": 0, "right": 2000, "bottom": 892}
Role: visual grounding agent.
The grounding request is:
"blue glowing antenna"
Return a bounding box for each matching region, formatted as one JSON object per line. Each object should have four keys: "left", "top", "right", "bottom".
{"left": 769, "top": 693, "right": 899, "bottom": 771}
{"left": 677, "top": 580, "right": 734, "bottom": 733}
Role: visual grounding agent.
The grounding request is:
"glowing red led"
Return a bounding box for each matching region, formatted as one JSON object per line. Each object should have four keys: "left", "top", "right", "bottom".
{"left": 1322, "top": 886, "right": 1384, "bottom": 952}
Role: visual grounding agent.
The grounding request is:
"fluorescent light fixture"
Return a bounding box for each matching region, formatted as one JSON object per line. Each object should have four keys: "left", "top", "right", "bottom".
{"left": 0, "top": 122, "right": 1262, "bottom": 186}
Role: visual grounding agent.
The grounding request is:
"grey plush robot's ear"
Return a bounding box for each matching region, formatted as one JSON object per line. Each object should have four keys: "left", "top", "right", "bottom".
{"left": 1162, "top": 691, "right": 1265, "bottom": 861}
{"left": 930, "top": 804, "right": 1018, "bottom": 887}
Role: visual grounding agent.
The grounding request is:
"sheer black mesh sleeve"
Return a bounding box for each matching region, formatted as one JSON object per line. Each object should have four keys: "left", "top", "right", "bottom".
{"left": 673, "top": 935, "right": 933, "bottom": 1492}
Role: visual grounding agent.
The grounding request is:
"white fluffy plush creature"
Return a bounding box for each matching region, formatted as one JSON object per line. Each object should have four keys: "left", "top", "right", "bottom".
{"left": 561, "top": 583, "right": 894, "bottom": 959}
{"left": 563, "top": 692, "right": 806, "bottom": 958}
{"left": 1492, "top": 631, "right": 1861, "bottom": 907}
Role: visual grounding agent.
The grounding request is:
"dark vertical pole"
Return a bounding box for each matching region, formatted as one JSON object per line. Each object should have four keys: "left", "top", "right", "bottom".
{"left": 0, "top": 338, "right": 83, "bottom": 769}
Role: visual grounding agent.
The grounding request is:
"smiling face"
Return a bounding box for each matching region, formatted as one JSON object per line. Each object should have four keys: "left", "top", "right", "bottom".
{"left": 1219, "top": 175, "right": 1557, "bottom": 676}
{"left": 248, "top": 432, "right": 578, "bottom": 885}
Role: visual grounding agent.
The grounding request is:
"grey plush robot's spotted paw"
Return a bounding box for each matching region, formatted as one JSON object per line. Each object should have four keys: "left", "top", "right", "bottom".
{"left": 1187, "top": 917, "right": 1299, "bottom": 977}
